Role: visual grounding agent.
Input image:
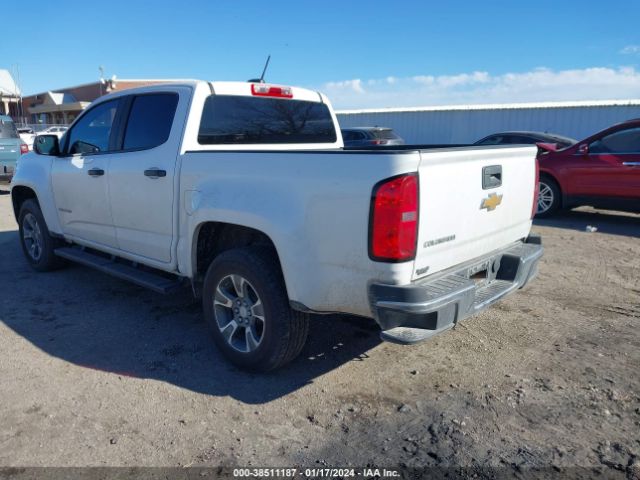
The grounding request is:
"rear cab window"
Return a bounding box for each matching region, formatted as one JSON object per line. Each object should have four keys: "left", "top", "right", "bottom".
{"left": 0, "top": 118, "right": 19, "bottom": 139}
{"left": 198, "top": 95, "right": 337, "bottom": 145}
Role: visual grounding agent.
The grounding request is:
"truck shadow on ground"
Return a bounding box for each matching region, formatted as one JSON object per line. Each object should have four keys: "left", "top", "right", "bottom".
{"left": 534, "top": 208, "right": 640, "bottom": 238}
{"left": 0, "top": 229, "right": 382, "bottom": 404}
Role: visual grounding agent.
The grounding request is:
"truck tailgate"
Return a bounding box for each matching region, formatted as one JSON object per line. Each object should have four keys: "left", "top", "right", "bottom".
{"left": 412, "top": 145, "right": 537, "bottom": 281}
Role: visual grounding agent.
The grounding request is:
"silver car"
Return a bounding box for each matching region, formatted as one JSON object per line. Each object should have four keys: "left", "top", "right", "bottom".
{"left": 0, "top": 116, "right": 27, "bottom": 183}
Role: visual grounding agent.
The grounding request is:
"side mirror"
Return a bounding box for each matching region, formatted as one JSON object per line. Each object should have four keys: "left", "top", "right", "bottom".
{"left": 34, "top": 135, "right": 60, "bottom": 156}
{"left": 577, "top": 143, "right": 589, "bottom": 155}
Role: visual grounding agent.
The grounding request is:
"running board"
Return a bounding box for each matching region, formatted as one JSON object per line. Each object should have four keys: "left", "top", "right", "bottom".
{"left": 54, "top": 247, "right": 185, "bottom": 294}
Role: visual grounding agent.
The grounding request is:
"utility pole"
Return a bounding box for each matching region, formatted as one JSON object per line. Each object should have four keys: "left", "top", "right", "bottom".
{"left": 15, "top": 64, "right": 24, "bottom": 124}
{"left": 99, "top": 66, "right": 105, "bottom": 96}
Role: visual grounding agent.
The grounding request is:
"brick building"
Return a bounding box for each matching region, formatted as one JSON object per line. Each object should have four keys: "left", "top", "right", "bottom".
{"left": 23, "top": 78, "right": 171, "bottom": 125}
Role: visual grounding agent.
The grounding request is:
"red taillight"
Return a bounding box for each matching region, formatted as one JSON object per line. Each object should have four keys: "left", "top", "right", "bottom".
{"left": 371, "top": 139, "right": 388, "bottom": 145}
{"left": 251, "top": 83, "right": 293, "bottom": 98}
{"left": 369, "top": 173, "right": 419, "bottom": 262}
{"left": 531, "top": 158, "right": 540, "bottom": 218}
{"left": 20, "top": 143, "right": 28, "bottom": 154}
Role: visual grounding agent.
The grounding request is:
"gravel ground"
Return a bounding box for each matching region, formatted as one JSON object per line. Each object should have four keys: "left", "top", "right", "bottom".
{"left": 0, "top": 189, "right": 639, "bottom": 478}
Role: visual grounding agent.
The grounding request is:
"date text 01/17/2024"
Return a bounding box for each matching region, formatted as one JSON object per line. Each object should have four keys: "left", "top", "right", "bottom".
{"left": 232, "top": 468, "right": 400, "bottom": 478}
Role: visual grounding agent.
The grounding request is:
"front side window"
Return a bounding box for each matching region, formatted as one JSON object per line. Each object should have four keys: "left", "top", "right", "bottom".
{"left": 123, "top": 93, "right": 178, "bottom": 150}
{"left": 198, "top": 95, "right": 337, "bottom": 144}
{"left": 590, "top": 127, "right": 640, "bottom": 154}
{"left": 67, "top": 100, "right": 119, "bottom": 154}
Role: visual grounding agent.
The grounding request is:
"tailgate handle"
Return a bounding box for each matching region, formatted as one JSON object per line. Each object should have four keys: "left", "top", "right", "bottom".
{"left": 482, "top": 165, "right": 502, "bottom": 189}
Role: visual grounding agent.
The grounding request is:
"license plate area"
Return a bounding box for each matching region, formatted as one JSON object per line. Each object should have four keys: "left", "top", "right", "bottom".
{"left": 466, "top": 256, "right": 501, "bottom": 286}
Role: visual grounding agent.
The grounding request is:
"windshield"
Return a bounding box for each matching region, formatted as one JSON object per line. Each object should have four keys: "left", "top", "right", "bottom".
{"left": 0, "top": 118, "right": 19, "bottom": 139}
{"left": 548, "top": 135, "right": 577, "bottom": 149}
{"left": 198, "top": 95, "right": 337, "bottom": 145}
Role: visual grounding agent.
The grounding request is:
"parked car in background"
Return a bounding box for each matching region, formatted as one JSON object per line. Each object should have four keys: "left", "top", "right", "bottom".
{"left": 17, "top": 127, "right": 36, "bottom": 151}
{"left": 38, "top": 126, "right": 68, "bottom": 139}
{"left": 0, "top": 116, "right": 28, "bottom": 183}
{"left": 475, "top": 131, "right": 576, "bottom": 149}
{"left": 536, "top": 119, "right": 640, "bottom": 216}
{"left": 341, "top": 127, "right": 405, "bottom": 147}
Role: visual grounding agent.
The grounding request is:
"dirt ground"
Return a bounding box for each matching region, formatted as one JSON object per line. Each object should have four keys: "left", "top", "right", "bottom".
{"left": 0, "top": 188, "right": 638, "bottom": 478}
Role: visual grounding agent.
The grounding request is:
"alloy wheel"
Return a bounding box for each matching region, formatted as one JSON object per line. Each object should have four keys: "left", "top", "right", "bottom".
{"left": 213, "top": 274, "right": 265, "bottom": 353}
{"left": 22, "top": 213, "right": 43, "bottom": 261}
{"left": 537, "top": 181, "right": 554, "bottom": 214}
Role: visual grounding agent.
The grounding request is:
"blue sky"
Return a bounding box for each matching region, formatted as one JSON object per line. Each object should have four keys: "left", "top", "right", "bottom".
{"left": 4, "top": 0, "right": 640, "bottom": 108}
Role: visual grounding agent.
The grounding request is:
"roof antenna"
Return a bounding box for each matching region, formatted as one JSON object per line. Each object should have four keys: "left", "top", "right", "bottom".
{"left": 248, "top": 55, "right": 271, "bottom": 83}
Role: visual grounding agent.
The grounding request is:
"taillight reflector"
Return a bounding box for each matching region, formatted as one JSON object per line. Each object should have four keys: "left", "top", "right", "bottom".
{"left": 531, "top": 158, "right": 540, "bottom": 218}
{"left": 251, "top": 83, "right": 293, "bottom": 98}
{"left": 20, "top": 143, "right": 28, "bottom": 154}
{"left": 369, "top": 173, "right": 419, "bottom": 262}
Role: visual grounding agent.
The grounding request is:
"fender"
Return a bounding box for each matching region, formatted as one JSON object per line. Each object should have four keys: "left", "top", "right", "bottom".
{"left": 178, "top": 175, "right": 310, "bottom": 303}
{"left": 10, "top": 152, "right": 63, "bottom": 234}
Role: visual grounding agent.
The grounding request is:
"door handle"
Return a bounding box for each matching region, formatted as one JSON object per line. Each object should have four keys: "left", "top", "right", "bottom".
{"left": 88, "top": 168, "right": 105, "bottom": 177}
{"left": 144, "top": 168, "right": 166, "bottom": 178}
{"left": 622, "top": 162, "right": 640, "bottom": 166}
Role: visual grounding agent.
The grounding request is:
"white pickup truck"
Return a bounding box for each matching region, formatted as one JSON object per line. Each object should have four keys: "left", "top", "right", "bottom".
{"left": 10, "top": 80, "right": 543, "bottom": 371}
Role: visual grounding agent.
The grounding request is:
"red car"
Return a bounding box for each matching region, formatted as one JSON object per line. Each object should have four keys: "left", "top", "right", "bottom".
{"left": 536, "top": 119, "right": 640, "bottom": 217}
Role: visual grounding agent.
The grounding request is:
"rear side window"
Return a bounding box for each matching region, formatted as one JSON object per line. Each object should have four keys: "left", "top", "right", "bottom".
{"left": 341, "top": 130, "right": 355, "bottom": 141}
{"left": 124, "top": 93, "right": 178, "bottom": 150}
{"left": 198, "top": 95, "right": 337, "bottom": 144}
{"left": 508, "top": 135, "right": 535, "bottom": 144}
{"left": 0, "top": 118, "right": 19, "bottom": 139}
{"left": 342, "top": 130, "right": 365, "bottom": 141}
{"left": 373, "top": 129, "right": 401, "bottom": 140}
{"left": 478, "top": 135, "right": 500, "bottom": 145}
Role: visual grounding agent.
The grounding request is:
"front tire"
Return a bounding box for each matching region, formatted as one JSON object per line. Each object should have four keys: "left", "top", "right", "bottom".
{"left": 18, "top": 199, "right": 66, "bottom": 271}
{"left": 536, "top": 176, "right": 561, "bottom": 217}
{"left": 202, "top": 247, "right": 309, "bottom": 372}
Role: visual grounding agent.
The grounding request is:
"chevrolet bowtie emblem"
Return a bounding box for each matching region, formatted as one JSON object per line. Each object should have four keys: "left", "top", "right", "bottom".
{"left": 481, "top": 193, "right": 503, "bottom": 211}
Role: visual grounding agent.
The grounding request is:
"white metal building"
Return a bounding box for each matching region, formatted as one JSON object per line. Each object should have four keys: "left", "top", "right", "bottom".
{"left": 0, "top": 69, "right": 21, "bottom": 117}
{"left": 336, "top": 99, "right": 640, "bottom": 144}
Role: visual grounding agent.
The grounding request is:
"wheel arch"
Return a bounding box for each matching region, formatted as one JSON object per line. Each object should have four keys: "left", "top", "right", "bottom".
{"left": 11, "top": 185, "right": 39, "bottom": 222}
{"left": 191, "top": 221, "right": 286, "bottom": 291}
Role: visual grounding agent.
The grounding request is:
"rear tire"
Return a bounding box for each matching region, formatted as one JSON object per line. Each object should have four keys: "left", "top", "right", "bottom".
{"left": 18, "top": 199, "right": 66, "bottom": 272}
{"left": 202, "top": 247, "right": 309, "bottom": 372}
{"left": 536, "top": 176, "right": 561, "bottom": 218}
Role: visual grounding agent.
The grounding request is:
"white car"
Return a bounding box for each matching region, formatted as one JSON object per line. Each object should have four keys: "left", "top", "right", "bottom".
{"left": 37, "top": 126, "right": 68, "bottom": 139}
{"left": 11, "top": 80, "right": 542, "bottom": 371}
{"left": 17, "top": 127, "right": 36, "bottom": 151}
